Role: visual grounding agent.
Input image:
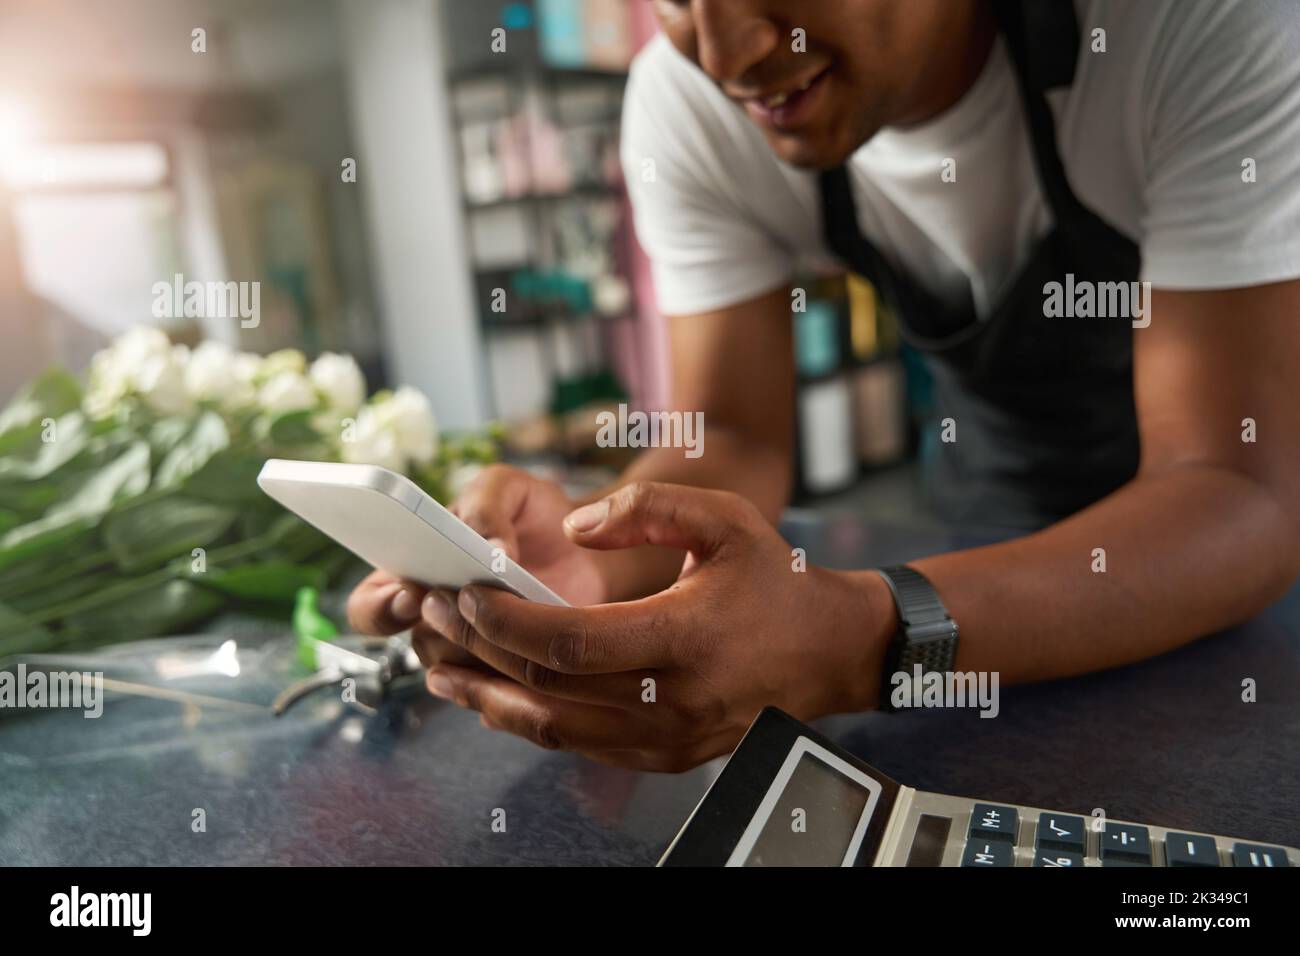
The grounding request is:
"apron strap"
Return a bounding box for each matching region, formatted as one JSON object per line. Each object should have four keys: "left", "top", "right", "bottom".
{"left": 818, "top": 0, "right": 1137, "bottom": 327}
{"left": 818, "top": 165, "right": 973, "bottom": 336}
{"left": 992, "top": 0, "right": 1140, "bottom": 270}
{"left": 991, "top": 0, "right": 1089, "bottom": 232}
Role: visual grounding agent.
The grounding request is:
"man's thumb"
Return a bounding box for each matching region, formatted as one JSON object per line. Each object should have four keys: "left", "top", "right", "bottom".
{"left": 562, "top": 482, "right": 734, "bottom": 555}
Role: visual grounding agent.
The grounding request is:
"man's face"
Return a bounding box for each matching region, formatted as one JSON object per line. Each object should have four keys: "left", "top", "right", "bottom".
{"left": 653, "top": 0, "right": 963, "bottom": 169}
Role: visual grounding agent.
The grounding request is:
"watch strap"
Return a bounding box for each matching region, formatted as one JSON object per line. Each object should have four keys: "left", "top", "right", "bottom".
{"left": 875, "top": 565, "right": 959, "bottom": 710}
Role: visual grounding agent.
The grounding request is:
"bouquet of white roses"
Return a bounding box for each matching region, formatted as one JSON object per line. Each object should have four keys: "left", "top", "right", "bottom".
{"left": 0, "top": 326, "right": 499, "bottom": 657}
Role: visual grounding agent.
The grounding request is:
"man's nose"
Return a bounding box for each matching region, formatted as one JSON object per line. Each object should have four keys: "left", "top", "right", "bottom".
{"left": 694, "top": 0, "right": 781, "bottom": 83}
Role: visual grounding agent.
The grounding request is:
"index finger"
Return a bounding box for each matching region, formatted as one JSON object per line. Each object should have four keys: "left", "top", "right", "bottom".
{"left": 449, "top": 585, "right": 680, "bottom": 675}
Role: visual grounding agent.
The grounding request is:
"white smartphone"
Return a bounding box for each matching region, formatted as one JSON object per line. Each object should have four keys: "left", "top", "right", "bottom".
{"left": 256, "top": 459, "right": 569, "bottom": 606}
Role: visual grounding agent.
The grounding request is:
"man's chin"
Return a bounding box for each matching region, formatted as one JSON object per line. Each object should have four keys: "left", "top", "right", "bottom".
{"left": 764, "top": 130, "right": 858, "bottom": 171}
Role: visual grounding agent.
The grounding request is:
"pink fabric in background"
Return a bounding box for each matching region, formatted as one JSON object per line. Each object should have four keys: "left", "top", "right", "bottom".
{"left": 609, "top": 4, "right": 671, "bottom": 410}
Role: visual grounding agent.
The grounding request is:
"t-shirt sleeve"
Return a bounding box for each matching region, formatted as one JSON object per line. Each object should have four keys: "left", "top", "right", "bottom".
{"left": 1139, "top": 0, "right": 1300, "bottom": 289}
{"left": 620, "top": 41, "right": 795, "bottom": 315}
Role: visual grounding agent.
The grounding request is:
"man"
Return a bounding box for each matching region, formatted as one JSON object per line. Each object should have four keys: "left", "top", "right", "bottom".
{"left": 350, "top": 0, "right": 1300, "bottom": 771}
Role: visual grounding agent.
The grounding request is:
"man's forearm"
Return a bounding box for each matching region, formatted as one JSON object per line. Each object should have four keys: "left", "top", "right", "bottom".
{"left": 910, "top": 465, "right": 1300, "bottom": 685}
{"left": 589, "top": 426, "right": 792, "bottom": 601}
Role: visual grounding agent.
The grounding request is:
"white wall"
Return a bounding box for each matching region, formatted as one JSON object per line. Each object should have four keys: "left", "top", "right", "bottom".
{"left": 0, "top": 0, "right": 342, "bottom": 91}
{"left": 338, "top": 0, "right": 488, "bottom": 428}
{"left": 0, "top": 181, "right": 47, "bottom": 403}
{"left": 0, "top": 0, "right": 382, "bottom": 367}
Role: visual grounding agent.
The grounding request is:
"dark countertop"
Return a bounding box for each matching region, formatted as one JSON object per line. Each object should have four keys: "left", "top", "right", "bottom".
{"left": 1, "top": 511, "right": 1297, "bottom": 865}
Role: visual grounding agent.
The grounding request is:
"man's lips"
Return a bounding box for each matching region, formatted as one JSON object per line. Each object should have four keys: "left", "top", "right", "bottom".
{"left": 735, "top": 68, "right": 830, "bottom": 130}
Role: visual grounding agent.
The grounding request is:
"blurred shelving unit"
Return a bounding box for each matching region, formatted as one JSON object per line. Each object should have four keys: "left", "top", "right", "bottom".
{"left": 791, "top": 272, "right": 919, "bottom": 501}
{"left": 440, "top": 1, "right": 639, "bottom": 461}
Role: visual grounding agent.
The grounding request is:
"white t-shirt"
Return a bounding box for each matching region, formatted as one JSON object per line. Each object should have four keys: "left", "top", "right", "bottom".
{"left": 621, "top": 0, "right": 1300, "bottom": 319}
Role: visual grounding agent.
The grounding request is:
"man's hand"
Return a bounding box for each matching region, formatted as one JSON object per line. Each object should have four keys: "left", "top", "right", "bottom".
{"left": 450, "top": 464, "right": 612, "bottom": 606}
{"left": 413, "top": 481, "right": 897, "bottom": 772}
{"left": 346, "top": 466, "right": 612, "bottom": 663}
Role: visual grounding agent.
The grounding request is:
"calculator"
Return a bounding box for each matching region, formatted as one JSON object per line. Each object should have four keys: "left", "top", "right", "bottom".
{"left": 659, "top": 707, "right": 1298, "bottom": 867}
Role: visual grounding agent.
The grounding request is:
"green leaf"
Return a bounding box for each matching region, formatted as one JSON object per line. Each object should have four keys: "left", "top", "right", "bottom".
{"left": 59, "top": 577, "right": 226, "bottom": 641}
{"left": 198, "top": 560, "right": 326, "bottom": 603}
{"left": 0, "top": 441, "right": 150, "bottom": 569}
{"left": 181, "top": 450, "right": 270, "bottom": 504}
{"left": 266, "top": 409, "right": 321, "bottom": 447}
{"left": 263, "top": 516, "right": 332, "bottom": 563}
{"left": 55, "top": 439, "right": 152, "bottom": 514}
{"left": 0, "top": 544, "right": 111, "bottom": 605}
{"left": 7, "top": 570, "right": 111, "bottom": 617}
{"left": 0, "top": 411, "right": 92, "bottom": 482}
{"left": 153, "top": 412, "right": 230, "bottom": 489}
{"left": 0, "top": 420, "right": 42, "bottom": 461}
{"left": 309, "top": 546, "right": 360, "bottom": 585}
{"left": 0, "top": 514, "right": 96, "bottom": 572}
{"left": 147, "top": 417, "right": 195, "bottom": 458}
{"left": 0, "top": 428, "right": 137, "bottom": 522}
{"left": 0, "top": 601, "right": 58, "bottom": 658}
{"left": 0, "top": 367, "right": 82, "bottom": 451}
{"left": 0, "top": 482, "right": 60, "bottom": 517}
{"left": 103, "top": 496, "right": 239, "bottom": 573}
{"left": 0, "top": 535, "right": 96, "bottom": 594}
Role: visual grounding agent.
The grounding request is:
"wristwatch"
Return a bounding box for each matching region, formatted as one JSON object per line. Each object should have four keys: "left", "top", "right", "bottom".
{"left": 874, "top": 565, "right": 959, "bottom": 711}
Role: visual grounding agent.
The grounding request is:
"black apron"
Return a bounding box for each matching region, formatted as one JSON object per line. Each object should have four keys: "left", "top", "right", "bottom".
{"left": 818, "top": 0, "right": 1140, "bottom": 529}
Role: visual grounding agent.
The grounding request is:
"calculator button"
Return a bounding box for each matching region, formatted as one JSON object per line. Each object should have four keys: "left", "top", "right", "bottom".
{"left": 961, "top": 840, "right": 1014, "bottom": 867}
{"left": 1101, "top": 824, "right": 1151, "bottom": 861}
{"left": 1102, "top": 856, "right": 1151, "bottom": 867}
{"left": 1034, "top": 849, "right": 1084, "bottom": 867}
{"left": 1036, "top": 813, "right": 1086, "bottom": 851}
{"left": 1232, "top": 843, "right": 1291, "bottom": 868}
{"left": 1165, "top": 833, "right": 1220, "bottom": 867}
{"left": 969, "top": 804, "right": 1019, "bottom": 843}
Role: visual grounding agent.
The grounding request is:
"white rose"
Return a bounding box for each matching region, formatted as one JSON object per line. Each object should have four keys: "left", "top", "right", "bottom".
{"left": 184, "top": 341, "right": 234, "bottom": 400}
{"left": 379, "top": 386, "right": 439, "bottom": 466}
{"left": 137, "top": 345, "right": 194, "bottom": 416}
{"left": 338, "top": 387, "right": 438, "bottom": 473}
{"left": 309, "top": 352, "right": 366, "bottom": 414}
{"left": 341, "top": 405, "right": 406, "bottom": 473}
{"left": 84, "top": 327, "right": 194, "bottom": 417}
{"left": 83, "top": 344, "right": 132, "bottom": 419}
{"left": 257, "top": 348, "right": 307, "bottom": 382}
{"left": 114, "top": 326, "right": 174, "bottom": 366}
{"left": 185, "top": 341, "right": 256, "bottom": 410}
{"left": 233, "top": 352, "right": 261, "bottom": 383}
{"left": 258, "top": 371, "right": 318, "bottom": 415}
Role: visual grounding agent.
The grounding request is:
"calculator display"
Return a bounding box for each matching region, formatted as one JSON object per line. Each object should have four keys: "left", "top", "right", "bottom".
{"left": 727, "top": 736, "right": 884, "bottom": 867}
{"left": 744, "top": 753, "right": 872, "bottom": 866}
